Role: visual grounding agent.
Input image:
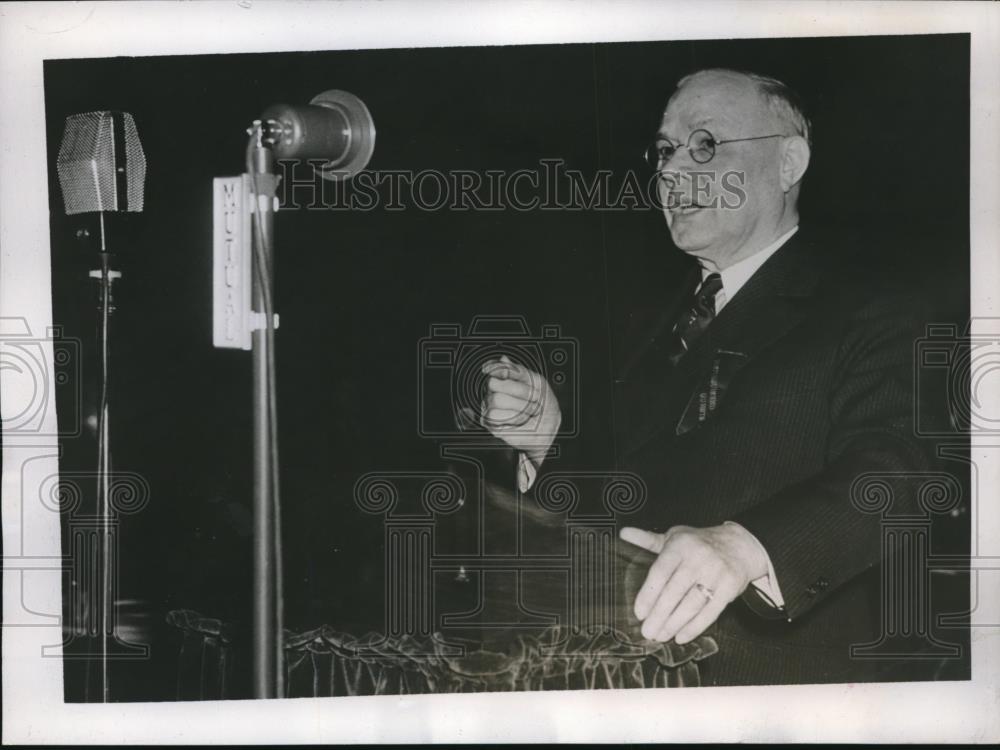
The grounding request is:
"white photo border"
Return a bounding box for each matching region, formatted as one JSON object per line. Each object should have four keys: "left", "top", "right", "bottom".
{"left": 2, "top": 0, "right": 998, "bottom": 743}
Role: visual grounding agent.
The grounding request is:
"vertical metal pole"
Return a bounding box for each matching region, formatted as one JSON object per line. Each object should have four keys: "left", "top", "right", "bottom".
{"left": 95, "top": 213, "right": 114, "bottom": 702}
{"left": 250, "top": 146, "right": 277, "bottom": 698}
{"left": 99, "top": 252, "right": 112, "bottom": 703}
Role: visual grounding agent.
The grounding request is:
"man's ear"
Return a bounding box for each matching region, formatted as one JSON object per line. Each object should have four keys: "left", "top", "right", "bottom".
{"left": 779, "top": 135, "right": 810, "bottom": 192}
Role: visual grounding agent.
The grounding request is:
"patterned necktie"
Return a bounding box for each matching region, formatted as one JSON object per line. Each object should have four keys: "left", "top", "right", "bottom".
{"left": 668, "top": 273, "right": 723, "bottom": 364}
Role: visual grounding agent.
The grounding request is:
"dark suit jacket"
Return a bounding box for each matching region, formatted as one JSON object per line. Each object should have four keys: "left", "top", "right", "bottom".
{"left": 538, "top": 229, "right": 930, "bottom": 686}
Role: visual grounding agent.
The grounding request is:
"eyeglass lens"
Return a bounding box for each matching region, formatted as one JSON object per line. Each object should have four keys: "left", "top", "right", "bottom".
{"left": 647, "top": 129, "right": 717, "bottom": 167}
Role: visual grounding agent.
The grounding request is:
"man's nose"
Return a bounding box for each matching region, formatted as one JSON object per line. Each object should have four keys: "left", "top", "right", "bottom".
{"left": 657, "top": 170, "right": 694, "bottom": 211}
{"left": 658, "top": 168, "right": 691, "bottom": 192}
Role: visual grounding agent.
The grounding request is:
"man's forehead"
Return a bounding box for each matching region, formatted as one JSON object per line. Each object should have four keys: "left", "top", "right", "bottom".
{"left": 660, "top": 73, "right": 766, "bottom": 132}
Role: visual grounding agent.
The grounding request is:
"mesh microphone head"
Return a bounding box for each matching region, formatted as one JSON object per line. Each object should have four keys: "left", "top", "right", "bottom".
{"left": 56, "top": 111, "right": 146, "bottom": 215}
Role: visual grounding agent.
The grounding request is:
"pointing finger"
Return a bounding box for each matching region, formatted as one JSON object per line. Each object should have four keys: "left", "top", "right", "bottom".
{"left": 619, "top": 527, "right": 667, "bottom": 555}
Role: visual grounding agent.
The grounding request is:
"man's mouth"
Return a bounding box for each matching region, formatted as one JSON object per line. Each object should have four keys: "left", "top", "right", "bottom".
{"left": 666, "top": 193, "right": 707, "bottom": 214}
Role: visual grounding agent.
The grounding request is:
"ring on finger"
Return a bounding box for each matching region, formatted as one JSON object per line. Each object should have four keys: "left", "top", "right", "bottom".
{"left": 693, "top": 582, "right": 714, "bottom": 601}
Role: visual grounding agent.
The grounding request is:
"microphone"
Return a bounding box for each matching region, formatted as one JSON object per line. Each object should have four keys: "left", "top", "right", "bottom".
{"left": 260, "top": 89, "right": 375, "bottom": 181}
{"left": 55, "top": 110, "right": 149, "bottom": 702}
{"left": 56, "top": 111, "right": 146, "bottom": 215}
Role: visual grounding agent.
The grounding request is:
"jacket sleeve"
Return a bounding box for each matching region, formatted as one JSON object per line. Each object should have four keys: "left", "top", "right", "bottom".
{"left": 731, "top": 285, "right": 931, "bottom": 621}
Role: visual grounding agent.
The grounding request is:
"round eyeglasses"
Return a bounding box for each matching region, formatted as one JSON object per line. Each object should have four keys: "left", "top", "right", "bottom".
{"left": 644, "top": 129, "right": 786, "bottom": 167}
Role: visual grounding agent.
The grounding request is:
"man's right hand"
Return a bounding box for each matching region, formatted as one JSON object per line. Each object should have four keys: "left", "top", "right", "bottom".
{"left": 478, "top": 355, "right": 561, "bottom": 466}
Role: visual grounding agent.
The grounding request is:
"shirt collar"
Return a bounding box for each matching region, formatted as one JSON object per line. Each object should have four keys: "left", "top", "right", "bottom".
{"left": 700, "top": 225, "right": 799, "bottom": 300}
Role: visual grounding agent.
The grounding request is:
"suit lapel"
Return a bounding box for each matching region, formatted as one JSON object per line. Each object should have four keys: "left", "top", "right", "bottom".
{"left": 621, "top": 232, "right": 822, "bottom": 456}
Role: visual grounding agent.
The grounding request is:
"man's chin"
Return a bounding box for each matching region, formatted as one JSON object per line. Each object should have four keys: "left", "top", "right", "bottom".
{"left": 666, "top": 218, "right": 713, "bottom": 255}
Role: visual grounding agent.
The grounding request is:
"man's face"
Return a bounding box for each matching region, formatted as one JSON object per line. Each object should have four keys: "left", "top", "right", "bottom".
{"left": 656, "top": 72, "right": 788, "bottom": 268}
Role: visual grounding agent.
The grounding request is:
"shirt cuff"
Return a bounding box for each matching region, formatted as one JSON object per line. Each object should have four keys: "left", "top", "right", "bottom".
{"left": 517, "top": 452, "right": 539, "bottom": 493}
{"left": 724, "top": 521, "right": 785, "bottom": 609}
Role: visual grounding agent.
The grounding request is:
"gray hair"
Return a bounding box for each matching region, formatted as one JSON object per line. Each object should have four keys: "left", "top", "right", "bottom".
{"left": 674, "top": 68, "right": 813, "bottom": 147}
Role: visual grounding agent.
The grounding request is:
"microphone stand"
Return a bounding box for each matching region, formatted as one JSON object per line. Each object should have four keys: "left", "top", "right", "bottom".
{"left": 88, "top": 214, "right": 120, "bottom": 703}
{"left": 246, "top": 126, "right": 284, "bottom": 699}
{"left": 232, "top": 98, "right": 370, "bottom": 698}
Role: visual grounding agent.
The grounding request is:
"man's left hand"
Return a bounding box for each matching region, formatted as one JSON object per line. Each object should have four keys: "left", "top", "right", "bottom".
{"left": 620, "top": 523, "right": 769, "bottom": 645}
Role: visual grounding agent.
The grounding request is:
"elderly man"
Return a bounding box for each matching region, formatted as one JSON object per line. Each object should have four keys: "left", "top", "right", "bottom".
{"left": 481, "top": 68, "right": 927, "bottom": 685}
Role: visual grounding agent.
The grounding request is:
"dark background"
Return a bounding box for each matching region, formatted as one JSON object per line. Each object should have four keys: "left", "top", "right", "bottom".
{"left": 44, "top": 34, "right": 970, "bottom": 700}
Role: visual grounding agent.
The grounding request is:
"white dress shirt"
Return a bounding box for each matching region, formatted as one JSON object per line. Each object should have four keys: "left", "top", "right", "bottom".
{"left": 704, "top": 225, "right": 798, "bottom": 313}
{"left": 517, "top": 225, "right": 800, "bottom": 611}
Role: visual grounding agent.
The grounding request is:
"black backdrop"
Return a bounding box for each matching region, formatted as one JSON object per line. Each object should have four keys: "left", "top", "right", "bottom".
{"left": 44, "top": 34, "right": 969, "bottom": 700}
